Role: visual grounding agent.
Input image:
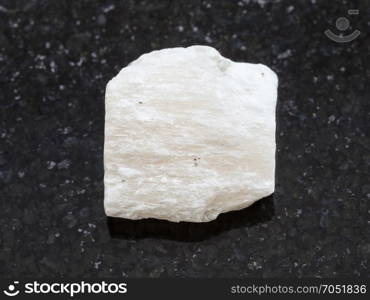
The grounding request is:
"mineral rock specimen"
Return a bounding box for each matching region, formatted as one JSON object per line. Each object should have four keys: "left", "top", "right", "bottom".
{"left": 104, "top": 45, "right": 278, "bottom": 222}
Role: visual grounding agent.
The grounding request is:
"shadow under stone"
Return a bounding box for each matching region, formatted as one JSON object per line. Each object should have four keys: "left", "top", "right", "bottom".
{"left": 107, "top": 195, "right": 275, "bottom": 242}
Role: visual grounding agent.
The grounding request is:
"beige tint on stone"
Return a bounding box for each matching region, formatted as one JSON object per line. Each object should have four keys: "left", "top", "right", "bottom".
{"left": 104, "top": 45, "right": 278, "bottom": 222}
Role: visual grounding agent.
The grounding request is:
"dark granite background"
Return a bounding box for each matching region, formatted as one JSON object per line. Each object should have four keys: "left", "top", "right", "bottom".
{"left": 0, "top": 0, "right": 369, "bottom": 278}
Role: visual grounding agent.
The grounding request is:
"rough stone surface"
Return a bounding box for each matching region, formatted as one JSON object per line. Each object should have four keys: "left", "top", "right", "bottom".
{"left": 104, "top": 46, "right": 278, "bottom": 222}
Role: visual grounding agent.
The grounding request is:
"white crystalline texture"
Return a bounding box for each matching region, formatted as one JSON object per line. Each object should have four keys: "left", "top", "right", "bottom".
{"left": 104, "top": 46, "right": 278, "bottom": 222}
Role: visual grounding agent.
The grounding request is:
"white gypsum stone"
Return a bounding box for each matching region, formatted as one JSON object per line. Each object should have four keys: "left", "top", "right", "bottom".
{"left": 104, "top": 45, "right": 278, "bottom": 222}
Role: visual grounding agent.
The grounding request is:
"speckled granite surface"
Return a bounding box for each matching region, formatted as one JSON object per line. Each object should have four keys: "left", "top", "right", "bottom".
{"left": 0, "top": 0, "right": 369, "bottom": 278}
